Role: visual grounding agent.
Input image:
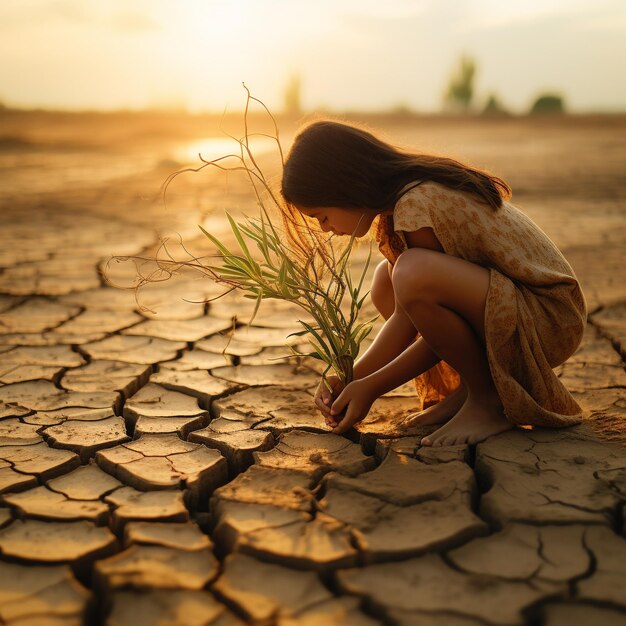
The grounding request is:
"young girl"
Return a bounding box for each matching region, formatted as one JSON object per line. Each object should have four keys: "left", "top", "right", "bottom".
{"left": 280, "top": 120, "right": 587, "bottom": 447}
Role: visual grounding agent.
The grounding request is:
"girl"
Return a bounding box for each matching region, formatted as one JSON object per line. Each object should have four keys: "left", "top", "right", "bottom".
{"left": 280, "top": 120, "right": 587, "bottom": 447}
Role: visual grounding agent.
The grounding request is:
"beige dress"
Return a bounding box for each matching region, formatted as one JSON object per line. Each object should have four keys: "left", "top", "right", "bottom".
{"left": 374, "top": 180, "right": 587, "bottom": 428}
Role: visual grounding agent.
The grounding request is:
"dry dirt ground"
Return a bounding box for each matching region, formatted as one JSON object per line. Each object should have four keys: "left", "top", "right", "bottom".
{"left": 0, "top": 110, "right": 625, "bottom": 626}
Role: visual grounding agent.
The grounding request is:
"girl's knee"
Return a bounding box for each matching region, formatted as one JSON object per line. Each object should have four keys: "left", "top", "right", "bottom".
{"left": 370, "top": 260, "right": 394, "bottom": 317}
{"left": 391, "top": 249, "right": 441, "bottom": 305}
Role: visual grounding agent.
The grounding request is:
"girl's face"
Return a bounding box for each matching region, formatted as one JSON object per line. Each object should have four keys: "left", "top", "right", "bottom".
{"left": 296, "top": 205, "right": 376, "bottom": 238}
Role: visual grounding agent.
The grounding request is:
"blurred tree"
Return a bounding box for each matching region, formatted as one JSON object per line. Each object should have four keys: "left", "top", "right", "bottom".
{"left": 284, "top": 74, "right": 302, "bottom": 116}
{"left": 443, "top": 55, "right": 476, "bottom": 113}
{"left": 482, "top": 93, "right": 509, "bottom": 116}
{"left": 390, "top": 102, "right": 414, "bottom": 116}
{"left": 530, "top": 93, "right": 566, "bottom": 115}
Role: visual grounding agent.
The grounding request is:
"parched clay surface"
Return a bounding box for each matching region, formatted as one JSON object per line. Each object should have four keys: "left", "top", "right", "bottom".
{"left": 0, "top": 519, "right": 118, "bottom": 566}
{"left": 106, "top": 589, "right": 243, "bottom": 626}
{"left": 1, "top": 117, "right": 625, "bottom": 625}
{"left": 0, "top": 561, "right": 91, "bottom": 624}
{"left": 94, "top": 544, "right": 219, "bottom": 594}
{"left": 61, "top": 360, "right": 151, "bottom": 397}
{"left": 96, "top": 434, "right": 228, "bottom": 508}
{"left": 476, "top": 427, "right": 626, "bottom": 526}
{"left": 42, "top": 415, "right": 130, "bottom": 462}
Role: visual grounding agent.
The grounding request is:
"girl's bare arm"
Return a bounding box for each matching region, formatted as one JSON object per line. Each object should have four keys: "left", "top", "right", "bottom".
{"left": 358, "top": 228, "right": 447, "bottom": 394}
{"left": 318, "top": 309, "right": 427, "bottom": 424}
{"left": 354, "top": 226, "right": 444, "bottom": 380}
{"left": 327, "top": 227, "right": 449, "bottom": 432}
{"left": 352, "top": 307, "right": 418, "bottom": 380}
{"left": 321, "top": 226, "right": 445, "bottom": 423}
{"left": 328, "top": 336, "right": 441, "bottom": 433}
{"left": 362, "top": 336, "right": 441, "bottom": 397}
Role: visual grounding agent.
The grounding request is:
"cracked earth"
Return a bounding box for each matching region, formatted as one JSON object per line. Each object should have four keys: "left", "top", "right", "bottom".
{"left": 0, "top": 112, "right": 625, "bottom": 625}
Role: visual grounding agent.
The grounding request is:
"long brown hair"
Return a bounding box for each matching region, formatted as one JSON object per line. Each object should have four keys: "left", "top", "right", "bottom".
{"left": 281, "top": 119, "right": 511, "bottom": 213}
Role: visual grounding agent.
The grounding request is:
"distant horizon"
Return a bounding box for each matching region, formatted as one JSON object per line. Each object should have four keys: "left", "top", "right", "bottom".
{"left": 1, "top": 1, "right": 625, "bottom": 116}
{"left": 2, "top": 102, "right": 625, "bottom": 117}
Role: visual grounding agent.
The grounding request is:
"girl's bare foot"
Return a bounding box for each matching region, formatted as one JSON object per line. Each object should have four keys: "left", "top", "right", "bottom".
{"left": 400, "top": 384, "right": 467, "bottom": 429}
{"left": 420, "top": 393, "right": 512, "bottom": 446}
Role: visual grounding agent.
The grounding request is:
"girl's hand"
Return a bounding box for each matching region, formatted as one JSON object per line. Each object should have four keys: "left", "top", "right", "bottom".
{"left": 329, "top": 379, "right": 377, "bottom": 435}
{"left": 314, "top": 375, "right": 344, "bottom": 427}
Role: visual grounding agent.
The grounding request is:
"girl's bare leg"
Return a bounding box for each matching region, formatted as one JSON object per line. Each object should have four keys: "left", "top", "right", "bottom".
{"left": 370, "top": 260, "right": 466, "bottom": 428}
{"left": 392, "top": 249, "right": 512, "bottom": 446}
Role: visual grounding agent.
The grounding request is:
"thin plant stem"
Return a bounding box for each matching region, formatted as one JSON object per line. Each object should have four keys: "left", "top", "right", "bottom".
{"left": 106, "top": 87, "right": 377, "bottom": 386}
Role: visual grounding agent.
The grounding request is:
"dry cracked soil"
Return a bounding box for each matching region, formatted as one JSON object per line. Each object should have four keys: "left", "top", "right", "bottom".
{"left": 0, "top": 111, "right": 625, "bottom": 626}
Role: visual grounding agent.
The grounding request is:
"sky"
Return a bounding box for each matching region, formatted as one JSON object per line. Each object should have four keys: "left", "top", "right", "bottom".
{"left": 1, "top": 0, "right": 625, "bottom": 113}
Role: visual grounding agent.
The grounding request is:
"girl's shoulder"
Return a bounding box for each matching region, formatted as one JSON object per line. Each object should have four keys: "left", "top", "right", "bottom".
{"left": 393, "top": 180, "right": 451, "bottom": 233}
{"left": 395, "top": 180, "right": 464, "bottom": 210}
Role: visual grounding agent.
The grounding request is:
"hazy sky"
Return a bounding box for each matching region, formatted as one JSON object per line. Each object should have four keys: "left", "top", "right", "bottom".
{"left": 1, "top": 0, "right": 625, "bottom": 113}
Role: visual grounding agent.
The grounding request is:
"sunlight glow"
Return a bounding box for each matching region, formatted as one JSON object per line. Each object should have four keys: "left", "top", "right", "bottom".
{"left": 0, "top": 0, "right": 624, "bottom": 112}
{"left": 173, "top": 135, "right": 276, "bottom": 165}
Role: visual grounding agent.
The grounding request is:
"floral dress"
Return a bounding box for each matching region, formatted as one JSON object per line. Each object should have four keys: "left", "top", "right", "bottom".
{"left": 374, "top": 180, "right": 587, "bottom": 427}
